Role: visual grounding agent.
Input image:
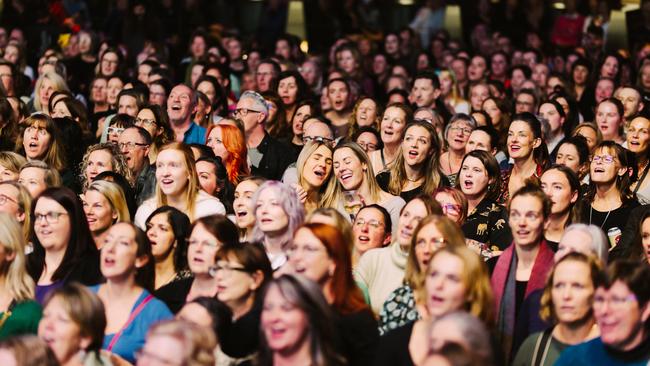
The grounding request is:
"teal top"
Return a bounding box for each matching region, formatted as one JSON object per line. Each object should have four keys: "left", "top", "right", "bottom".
{"left": 0, "top": 300, "right": 42, "bottom": 340}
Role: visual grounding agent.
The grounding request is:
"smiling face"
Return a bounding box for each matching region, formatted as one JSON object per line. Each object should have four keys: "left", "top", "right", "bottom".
{"left": 425, "top": 251, "right": 466, "bottom": 318}
{"left": 301, "top": 145, "right": 332, "bottom": 189}
{"left": 100, "top": 223, "right": 145, "bottom": 280}
{"left": 85, "top": 149, "right": 113, "bottom": 184}
{"left": 396, "top": 198, "right": 428, "bottom": 247}
{"left": 167, "top": 85, "right": 194, "bottom": 124}
{"left": 156, "top": 149, "right": 190, "bottom": 198}
{"left": 459, "top": 156, "right": 490, "bottom": 200}
{"left": 541, "top": 169, "right": 577, "bottom": 215}
{"left": 509, "top": 194, "right": 545, "bottom": 247}
{"left": 380, "top": 106, "right": 407, "bottom": 146}
{"left": 289, "top": 228, "right": 334, "bottom": 284}
{"left": 507, "top": 120, "right": 538, "bottom": 161}
{"left": 82, "top": 190, "right": 116, "bottom": 235}
{"left": 551, "top": 259, "right": 595, "bottom": 325}
{"left": 23, "top": 124, "right": 52, "bottom": 160}
{"left": 261, "top": 285, "right": 309, "bottom": 354}
{"left": 255, "top": 188, "right": 289, "bottom": 237}
{"left": 187, "top": 222, "right": 221, "bottom": 275}
{"left": 402, "top": 125, "right": 433, "bottom": 168}
{"left": 233, "top": 180, "right": 260, "bottom": 230}
{"left": 333, "top": 147, "right": 365, "bottom": 191}
{"left": 146, "top": 212, "right": 176, "bottom": 263}
{"left": 34, "top": 197, "right": 71, "bottom": 253}
{"left": 38, "top": 296, "right": 90, "bottom": 365}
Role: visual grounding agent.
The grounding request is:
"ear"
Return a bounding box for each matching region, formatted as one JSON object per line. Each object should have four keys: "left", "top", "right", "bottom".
{"left": 135, "top": 254, "right": 149, "bottom": 269}
{"left": 570, "top": 190, "right": 579, "bottom": 204}
{"left": 382, "top": 232, "right": 392, "bottom": 247}
{"left": 79, "top": 335, "right": 92, "bottom": 351}
{"left": 532, "top": 137, "right": 542, "bottom": 149}
{"left": 543, "top": 217, "right": 551, "bottom": 231}
{"left": 618, "top": 166, "right": 628, "bottom": 177}
{"left": 4, "top": 250, "right": 15, "bottom": 263}
{"left": 15, "top": 210, "right": 25, "bottom": 224}
{"left": 433, "top": 88, "right": 442, "bottom": 100}
{"left": 641, "top": 301, "right": 650, "bottom": 324}
{"left": 111, "top": 210, "right": 118, "bottom": 221}
{"left": 143, "top": 146, "right": 150, "bottom": 156}
{"left": 249, "top": 270, "right": 265, "bottom": 291}
{"left": 362, "top": 162, "right": 367, "bottom": 172}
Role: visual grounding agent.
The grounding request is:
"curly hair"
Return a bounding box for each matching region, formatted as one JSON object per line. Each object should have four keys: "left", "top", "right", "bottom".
{"left": 79, "top": 143, "right": 132, "bottom": 189}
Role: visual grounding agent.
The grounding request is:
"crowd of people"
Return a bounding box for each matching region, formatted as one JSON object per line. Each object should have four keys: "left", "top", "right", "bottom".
{"left": 0, "top": 0, "right": 648, "bottom": 365}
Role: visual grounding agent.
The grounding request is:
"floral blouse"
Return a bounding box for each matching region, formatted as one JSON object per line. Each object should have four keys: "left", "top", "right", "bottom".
{"left": 378, "top": 285, "right": 420, "bottom": 335}
{"left": 462, "top": 198, "right": 512, "bottom": 256}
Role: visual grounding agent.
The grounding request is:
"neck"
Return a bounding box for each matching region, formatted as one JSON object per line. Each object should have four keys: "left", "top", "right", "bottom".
{"left": 93, "top": 102, "right": 109, "bottom": 113}
{"left": 515, "top": 241, "right": 541, "bottom": 267}
{"left": 166, "top": 191, "right": 188, "bottom": 211}
{"left": 264, "top": 234, "right": 288, "bottom": 254}
{"left": 513, "top": 155, "right": 537, "bottom": 174}
{"left": 466, "top": 192, "right": 486, "bottom": 214}
{"left": 603, "top": 132, "right": 622, "bottom": 144}
{"left": 383, "top": 143, "right": 400, "bottom": 163}
{"left": 104, "top": 275, "right": 140, "bottom": 298}
{"left": 171, "top": 119, "right": 191, "bottom": 141}
{"left": 43, "top": 248, "right": 66, "bottom": 282}
{"left": 230, "top": 296, "right": 254, "bottom": 321}
{"left": 273, "top": 339, "right": 312, "bottom": 366}
{"left": 356, "top": 180, "right": 372, "bottom": 203}
{"left": 155, "top": 253, "right": 176, "bottom": 288}
{"left": 595, "top": 181, "right": 621, "bottom": 204}
{"left": 547, "top": 210, "right": 570, "bottom": 236}
{"left": 192, "top": 272, "right": 218, "bottom": 294}
{"left": 404, "top": 163, "right": 423, "bottom": 182}
{"left": 247, "top": 127, "right": 265, "bottom": 149}
{"left": 554, "top": 319, "right": 596, "bottom": 345}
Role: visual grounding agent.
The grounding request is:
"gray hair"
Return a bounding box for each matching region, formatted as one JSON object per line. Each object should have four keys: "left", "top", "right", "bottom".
{"left": 444, "top": 113, "right": 478, "bottom": 140}
{"left": 240, "top": 90, "right": 270, "bottom": 117}
{"left": 562, "top": 224, "right": 609, "bottom": 264}
{"left": 428, "top": 311, "right": 495, "bottom": 366}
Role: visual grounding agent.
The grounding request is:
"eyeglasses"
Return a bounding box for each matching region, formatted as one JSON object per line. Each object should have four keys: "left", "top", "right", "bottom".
{"left": 449, "top": 126, "right": 472, "bottom": 135}
{"left": 354, "top": 218, "right": 384, "bottom": 229}
{"left": 135, "top": 117, "right": 157, "bottom": 127}
{"left": 233, "top": 108, "right": 263, "bottom": 117}
{"left": 25, "top": 126, "right": 48, "bottom": 137}
{"left": 34, "top": 211, "right": 68, "bottom": 224}
{"left": 209, "top": 263, "right": 249, "bottom": 277}
{"left": 187, "top": 238, "right": 220, "bottom": 249}
{"left": 593, "top": 294, "right": 637, "bottom": 308}
{"left": 118, "top": 142, "right": 149, "bottom": 150}
{"left": 591, "top": 154, "right": 616, "bottom": 164}
{"left": 357, "top": 142, "right": 378, "bottom": 151}
{"left": 303, "top": 136, "right": 334, "bottom": 145}
{"left": 107, "top": 127, "right": 125, "bottom": 135}
{"left": 441, "top": 203, "right": 461, "bottom": 214}
{"left": 135, "top": 349, "right": 181, "bottom": 366}
{"left": 0, "top": 194, "right": 17, "bottom": 206}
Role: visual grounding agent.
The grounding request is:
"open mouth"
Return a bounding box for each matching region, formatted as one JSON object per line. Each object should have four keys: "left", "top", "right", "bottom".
{"left": 509, "top": 144, "right": 521, "bottom": 152}
{"left": 235, "top": 210, "right": 248, "bottom": 218}
{"left": 408, "top": 149, "right": 419, "bottom": 159}
{"left": 463, "top": 180, "right": 473, "bottom": 189}
{"left": 313, "top": 169, "right": 326, "bottom": 178}
{"left": 170, "top": 104, "right": 182, "bottom": 111}
{"left": 161, "top": 178, "right": 174, "bottom": 185}
{"left": 516, "top": 230, "right": 531, "bottom": 236}
{"left": 593, "top": 167, "right": 606, "bottom": 173}
{"left": 103, "top": 257, "right": 115, "bottom": 266}
{"left": 357, "top": 235, "right": 370, "bottom": 244}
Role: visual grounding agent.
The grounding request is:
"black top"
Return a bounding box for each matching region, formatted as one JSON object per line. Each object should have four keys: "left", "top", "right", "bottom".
{"left": 27, "top": 250, "right": 102, "bottom": 287}
{"left": 610, "top": 204, "right": 650, "bottom": 261}
{"left": 375, "top": 171, "right": 449, "bottom": 202}
{"left": 154, "top": 277, "right": 193, "bottom": 314}
{"left": 580, "top": 200, "right": 640, "bottom": 247}
{"left": 135, "top": 163, "right": 157, "bottom": 206}
{"left": 250, "top": 133, "right": 298, "bottom": 181}
{"left": 462, "top": 198, "right": 513, "bottom": 252}
{"left": 219, "top": 302, "right": 261, "bottom": 360}
{"left": 515, "top": 280, "right": 528, "bottom": 320}
{"left": 374, "top": 321, "right": 415, "bottom": 366}
{"left": 334, "top": 308, "right": 379, "bottom": 366}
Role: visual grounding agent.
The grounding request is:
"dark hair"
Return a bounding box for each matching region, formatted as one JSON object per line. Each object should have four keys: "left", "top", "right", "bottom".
{"left": 510, "top": 112, "right": 550, "bottom": 169}
{"left": 191, "top": 214, "right": 239, "bottom": 247}
{"left": 356, "top": 204, "right": 392, "bottom": 235}
{"left": 195, "top": 156, "right": 235, "bottom": 214}
{"left": 508, "top": 182, "right": 552, "bottom": 221}
{"left": 558, "top": 135, "right": 590, "bottom": 166}
{"left": 457, "top": 150, "right": 501, "bottom": 201}
{"left": 109, "top": 113, "right": 135, "bottom": 129}
{"left": 587, "top": 141, "right": 634, "bottom": 203}
{"left": 351, "top": 126, "right": 383, "bottom": 150}
{"left": 140, "top": 104, "right": 174, "bottom": 149}
{"left": 117, "top": 88, "right": 146, "bottom": 111}
{"left": 414, "top": 69, "right": 441, "bottom": 89}
{"left": 543, "top": 164, "right": 582, "bottom": 225}
{"left": 27, "top": 187, "right": 98, "bottom": 282}
{"left": 183, "top": 296, "right": 232, "bottom": 340}
{"left": 277, "top": 70, "right": 310, "bottom": 106}
{"left": 145, "top": 206, "right": 191, "bottom": 272}
{"left": 123, "top": 222, "right": 155, "bottom": 291}
{"left": 215, "top": 241, "right": 272, "bottom": 298}
{"left": 188, "top": 143, "right": 215, "bottom": 160}
{"left": 603, "top": 260, "right": 650, "bottom": 316}
{"left": 473, "top": 125, "right": 500, "bottom": 152}
{"left": 509, "top": 64, "right": 532, "bottom": 79}
{"left": 126, "top": 125, "right": 152, "bottom": 145}
{"left": 194, "top": 75, "right": 228, "bottom": 116}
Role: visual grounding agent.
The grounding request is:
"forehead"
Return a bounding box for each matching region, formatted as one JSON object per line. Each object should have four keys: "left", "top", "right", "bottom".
{"left": 35, "top": 196, "right": 65, "bottom": 211}
{"left": 470, "top": 130, "right": 490, "bottom": 142}
{"left": 334, "top": 147, "right": 357, "bottom": 160}
{"left": 89, "top": 149, "right": 112, "bottom": 161}
{"left": 196, "top": 160, "right": 216, "bottom": 173}
{"left": 119, "top": 128, "right": 143, "bottom": 141}
{"left": 358, "top": 131, "right": 378, "bottom": 141}
{"left": 236, "top": 180, "right": 259, "bottom": 192}
{"left": 356, "top": 206, "right": 384, "bottom": 221}
{"left": 119, "top": 94, "right": 137, "bottom": 104}
{"left": 310, "top": 145, "right": 332, "bottom": 157}
{"left": 510, "top": 194, "right": 543, "bottom": 211}
{"left": 171, "top": 85, "right": 192, "bottom": 95}
{"left": 0, "top": 184, "right": 18, "bottom": 197}
{"left": 21, "top": 166, "right": 46, "bottom": 178}
{"left": 158, "top": 149, "right": 185, "bottom": 162}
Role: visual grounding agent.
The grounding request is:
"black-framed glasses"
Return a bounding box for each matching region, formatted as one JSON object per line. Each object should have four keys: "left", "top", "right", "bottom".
{"left": 209, "top": 263, "right": 250, "bottom": 277}
{"left": 34, "top": 211, "right": 68, "bottom": 224}
{"left": 303, "top": 136, "right": 334, "bottom": 145}
{"left": 233, "top": 108, "right": 263, "bottom": 117}
{"left": 118, "top": 142, "right": 149, "bottom": 150}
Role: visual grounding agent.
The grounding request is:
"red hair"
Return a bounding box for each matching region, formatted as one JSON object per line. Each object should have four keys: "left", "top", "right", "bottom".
{"left": 206, "top": 124, "right": 249, "bottom": 183}
{"left": 300, "top": 222, "right": 369, "bottom": 315}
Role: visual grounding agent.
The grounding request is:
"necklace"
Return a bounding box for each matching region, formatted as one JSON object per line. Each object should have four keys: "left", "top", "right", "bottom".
{"left": 405, "top": 174, "right": 423, "bottom": 182}
{"left": 589, "top": 205, "right": 612, "bottom": 229}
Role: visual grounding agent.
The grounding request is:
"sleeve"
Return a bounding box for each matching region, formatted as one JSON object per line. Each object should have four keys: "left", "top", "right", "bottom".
{"left": 338, "top": 311, "right": 379, "bottom": 366}
{"left": 489, "top": 204, "right": 513, "bottom": 250}
{"left": 354, "top": 253, "right": 375, "bottom": 297}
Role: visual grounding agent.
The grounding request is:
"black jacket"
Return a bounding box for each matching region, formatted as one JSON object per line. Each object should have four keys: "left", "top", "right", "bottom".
{"left": 250, "top": 133, "right": 297, "bottom": 181}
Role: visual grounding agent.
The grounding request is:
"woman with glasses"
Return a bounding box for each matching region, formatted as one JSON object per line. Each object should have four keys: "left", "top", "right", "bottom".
{"left": 81, "top": 180, "right": 130, "bottom": 249}
{"left": 499, "top": 112, "right": 549, "bottom": 204}
{"left": 513, "top": 252, "right": 603, "bottom": 366}
{"left": 580, "top": 141, "right": 639, "bottom": 242}
{"left": 135, "top": 104, "right": 175, "bottom": 164}
{"left": 156, "top": 214, "right": 239, "bottom": 313}
{"left": 352, "top": 126, "right": 382, "bottom": 154}
{"left": 27, "top": 187, "right": 102, "bottom": 304}
{"left": 134, "top": 142, "right": 225, "bottom": 229}
{"left": 457, "top": 150, "right": 512, "bottom": 257}
{"left": 90, "top": 222, "right": 172, "bottom": 364}
{"left": 627, "top": 116, "right": 650, "bottom": 204}
{"left": 289, "top": 223, "right": 378, "bottom": 365}
{"left": 295, "top": 141, "right": 333, "bottom": 213}
{"left": 433, "top": 187, "right": 468, "bottom": 225}
{"left": 213, "top": 242, "right": 272, "bottom": 364}
{"left": 540, "top": 166, "right": 581, "bottom": 250}
{"left": 144, "top": 206, "right": 191, "bottom": 290}
{"left": 369, "top": 103, "right": 411, "bottom": 174}
{"left": 0, "top": 213, "right": 41, "bottom": 340}
{"left": 324, "top": 142, "right": 404, "bottom": 233}
{"left": 595, "top": 98, "right": 625, "bottom": 145}
{"left": 206, "top": 123, "right": 249, "bottom": 185}
{"left": 79, "top": 143, "right": 132, "bottom": 190}
{"left": 491, "top": 183, "right": 555, "bottom": 361}
{"left": 356, "top": 195, "right": 441, "bottom": 314}
{"left": 439, "top": 114, "right": 477, "bottom": 186}
{"left": 105, "top": 113, "right": 134, "bottom": 144}
{"left": 375, "top": 245, "right": 495, "bottom": 366}
{"left": 378, "top": 215, "right": 465, "bottom": 335}
{"left": 258, "top": 274, "right": 345, "bottom": 366}
{"left": 38, "top": 283, "right": 111, "bottom": 366}
{"left": 251, "top": 181, "right": 305, "bottom": 271}
{"left": 0, "top": 181, "right": 32, "bottom": 242}
{"left": 376, "top": 120, "right": 446, "bottom": 202}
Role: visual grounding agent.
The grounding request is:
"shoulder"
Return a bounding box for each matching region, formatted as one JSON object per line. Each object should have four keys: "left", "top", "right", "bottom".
{"left": 381, "top": 194, "right": 406, "bottom": 210}
{"left": 140, "top": 290, "right": 173, "bottom": 319}
{"left": 195, "top": 192, "right": 226, "bottom": 213}
{"left": 555, "top": 338, "right": 601, "bottom": 365}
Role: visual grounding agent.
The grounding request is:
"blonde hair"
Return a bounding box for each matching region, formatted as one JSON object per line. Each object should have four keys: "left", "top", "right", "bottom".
{"left": 155, "top": 143, "right": 200, "bottom": 220}
{"left": 0, "top": 152, "right": 27, "bottom": 175}
{"left": 321, "top": 142, "right": 383, "bottom": 208}
{"left": 79, "top": 143, "right": 132, "bottom": 189}
{"left": 85, "top": 180, "right": 130, "bottom": 223}
{"left": 33, "top": 72, "right": 69, "bottom": 113}
{"left": 297, "top": 142, "right": 333, "bottom": 211}
{"left": 421, "top": 245, "right": 495, "bottom": 326}
{"left": 20, "top": 160, "right": 62, "bottom": 188}
{"left": 146, "top": 320, "right": 216, "bottom": 366}
{"left": 0, "top": 212, "right": 35, "bottom": 301}
{"left": 0, "top": 181, "right": 32, "bottom": 241}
